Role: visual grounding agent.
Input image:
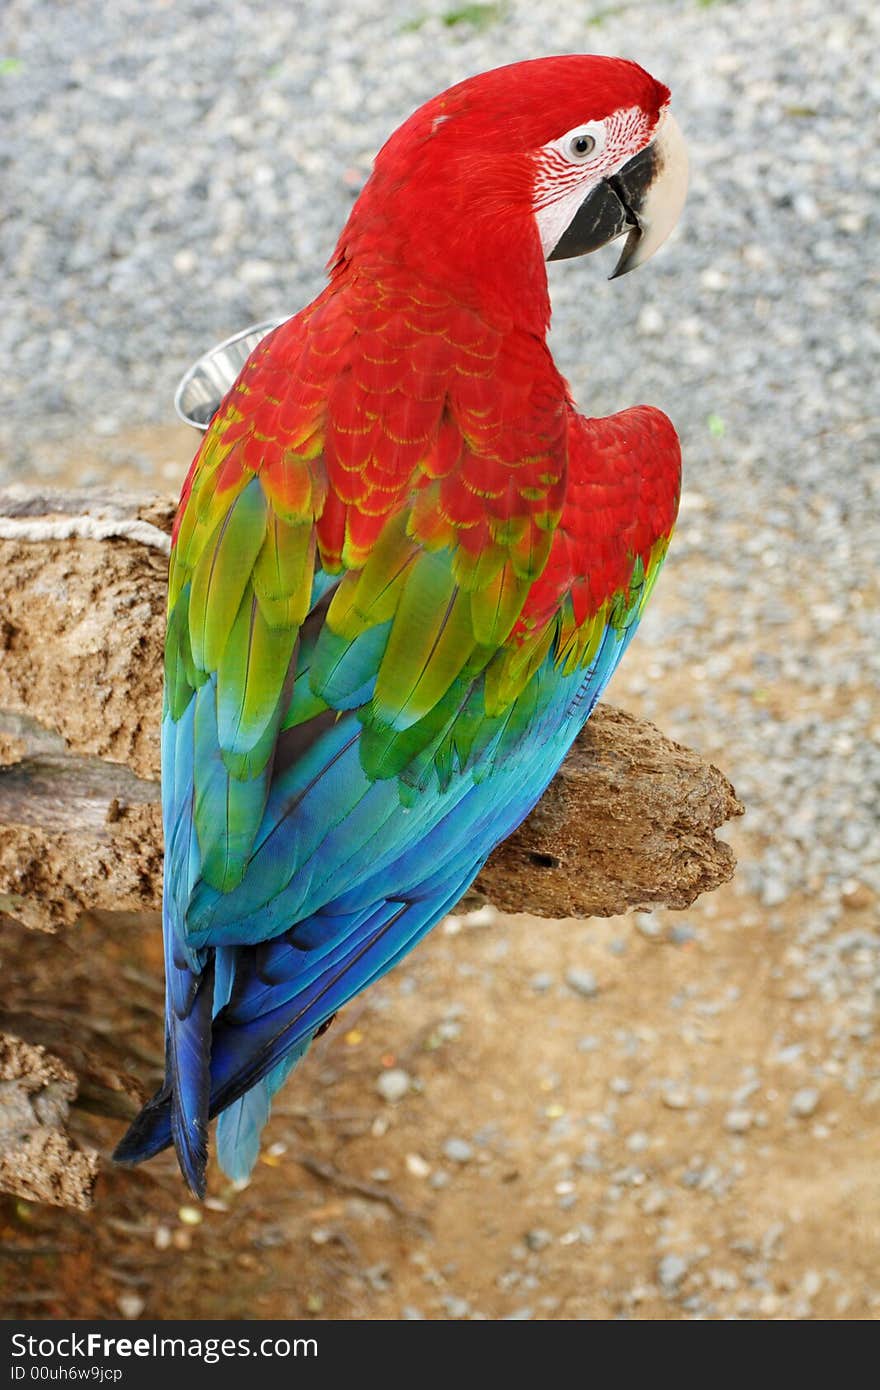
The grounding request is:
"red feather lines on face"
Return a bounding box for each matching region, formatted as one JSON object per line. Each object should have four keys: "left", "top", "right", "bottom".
{"left": 532, "top": 104, "right": 656, "bottom": 212}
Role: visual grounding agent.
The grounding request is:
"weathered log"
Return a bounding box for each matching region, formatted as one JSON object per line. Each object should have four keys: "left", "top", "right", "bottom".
{"left": 0, "top": 486, "right": 743, "bottom": 1207}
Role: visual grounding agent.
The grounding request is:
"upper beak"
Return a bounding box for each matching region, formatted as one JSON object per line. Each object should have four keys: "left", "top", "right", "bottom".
{"left": 547, "top": 112, "right": 688, "bottom": 277}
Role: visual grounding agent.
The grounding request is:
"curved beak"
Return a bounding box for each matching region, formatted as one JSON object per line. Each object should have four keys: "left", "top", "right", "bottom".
{"left": 547, "top": 112, "right": 688, "bottom": 277}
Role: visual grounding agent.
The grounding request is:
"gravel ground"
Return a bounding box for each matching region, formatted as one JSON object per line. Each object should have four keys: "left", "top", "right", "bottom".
{"left": 1, "top": 0, "right": 878, "bottom": 1320}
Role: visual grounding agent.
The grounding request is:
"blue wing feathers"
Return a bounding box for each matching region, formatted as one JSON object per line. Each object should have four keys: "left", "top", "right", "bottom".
{"left": 216, "top": 1049, "right": 305, "bottom": 1183}
{"left": 116, "top": 597, "right": 647, "bottom": 1189}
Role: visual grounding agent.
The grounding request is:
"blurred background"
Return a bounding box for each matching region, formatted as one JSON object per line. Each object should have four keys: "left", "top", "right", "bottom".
{"left": 1, "top": 0, "right": 878, "bottom": 1320}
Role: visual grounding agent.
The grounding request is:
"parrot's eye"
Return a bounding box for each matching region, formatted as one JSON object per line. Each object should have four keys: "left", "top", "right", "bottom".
{"left": 557, "top": 121, "right": 606, "bottom": 166}
{"left": 568, "top": 133, "right": 596, "bottom": 160}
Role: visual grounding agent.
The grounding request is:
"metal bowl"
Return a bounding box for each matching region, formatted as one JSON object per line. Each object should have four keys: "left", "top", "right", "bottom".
{"left": 173, "top": 319, "right": 285, "bottom": 431}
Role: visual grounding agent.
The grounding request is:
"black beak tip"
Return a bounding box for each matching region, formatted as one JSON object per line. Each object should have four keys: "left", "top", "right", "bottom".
{"left": 607, "top": 225, "right": 643, "bottom": 280}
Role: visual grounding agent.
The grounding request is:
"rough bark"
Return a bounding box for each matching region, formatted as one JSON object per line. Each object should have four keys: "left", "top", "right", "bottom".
{"left": 0, "top": 487, "right": 743, "bottom": 1206}
{"left": 0, "top": 1033, "right": 99, "bottom": 1210}
{"left": 471, "top": 704, "right": 740, "bottom": 918}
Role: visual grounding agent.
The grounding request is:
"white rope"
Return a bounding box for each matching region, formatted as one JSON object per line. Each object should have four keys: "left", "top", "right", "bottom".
{"left": 0, "top": 515, "right": 171, "bottom": 555}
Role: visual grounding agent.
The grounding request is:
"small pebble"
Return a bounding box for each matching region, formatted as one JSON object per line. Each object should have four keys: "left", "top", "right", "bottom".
{"left": 525, "top": 1228, "right": 553, "bottom": 1252}
{"left": 116, "top": 1294, "right": 145, "bottom": 1320}
{"left": 634, "top": 913, "right": 663, "bottom": 940}
{"left": 637, "top": 304, "right": 664, "bottom": 336}
{"left": 565, "top": 967, "right": 599, "bottom": 998}
{"left": 443, "top": 1138, "right": 474, "bottom": 1164}
{"left": 724, "top": 1109, "right": 753, "bottom": 1134}
{"left": 376, "top": 1068, "right": 411, "bottom": 1104}
{"left": 841, "top": 881, "right": 872, "bottom": 910}
{"left": 443, "top": 1296, "right": 470, "bottom": 1318}
{"left": 803, "top": 1270, "right": 823, "bottom": 1299}
{"left": 662, "top": 1086, "right": 691, "bottom": 1110}
{"left": 463, "top": 905, "right": 498, "bottom": 928}
{"left": 669, "top": 923, "right": 698, "bottom": 945}
{"left": 658, "top": 1254, "right": 689, "bottom": 1293}
{"left": 791, "top": 1087, "right": 821, "bottom": 1118}
{"left": 641, "top": 1187, "right": 668, "bottom": 1216}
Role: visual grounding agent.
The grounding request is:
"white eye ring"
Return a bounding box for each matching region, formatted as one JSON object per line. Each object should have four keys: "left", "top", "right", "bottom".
{"left": 559, "top": 122, "right": 607, "bottom": 165}
{"left": 567, "top": 132, "right": 596, "bottom": 160}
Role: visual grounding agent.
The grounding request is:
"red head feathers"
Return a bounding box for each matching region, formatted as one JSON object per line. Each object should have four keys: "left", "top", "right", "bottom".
{"left": 334, "top": 56, "right": 682, "bottom": 328}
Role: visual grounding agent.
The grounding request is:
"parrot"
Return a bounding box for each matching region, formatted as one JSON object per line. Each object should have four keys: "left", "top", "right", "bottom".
{"left": 115, "top": 54, "right": 688, "bottom": 1197}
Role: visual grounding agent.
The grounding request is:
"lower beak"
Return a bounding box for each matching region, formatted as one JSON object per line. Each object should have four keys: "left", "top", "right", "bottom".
{"left": 547, "top": 112, "right": 688, "bottom": 278}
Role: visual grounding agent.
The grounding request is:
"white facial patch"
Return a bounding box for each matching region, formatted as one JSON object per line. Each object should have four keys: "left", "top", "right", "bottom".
{"left": 535, "top": 182, "right": 599, "bottom": 259}
{"left": 532, "top": 103, "right": 656, "bottom": 259}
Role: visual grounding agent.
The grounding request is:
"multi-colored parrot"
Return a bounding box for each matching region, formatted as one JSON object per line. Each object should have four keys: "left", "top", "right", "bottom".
{"left": 115, "top": 55, "right": 687, "bottom": 1196}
